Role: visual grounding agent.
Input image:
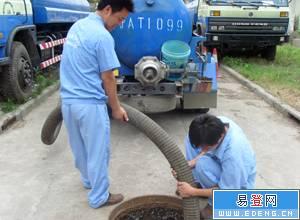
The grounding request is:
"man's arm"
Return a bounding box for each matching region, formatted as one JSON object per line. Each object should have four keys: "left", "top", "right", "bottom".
{"left": 188, "top": 146, "right": 210, "bottom": 168}
{"left": 101, "top": 70, "right": 128, "bottom": 122}
{"left": 177, "top": 181, "right": 218, "bottom": 198}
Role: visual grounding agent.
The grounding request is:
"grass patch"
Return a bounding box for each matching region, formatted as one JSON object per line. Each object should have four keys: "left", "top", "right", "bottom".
{"left": 31, "top": 72, "right": 57, "bottom": 98}
{"left": 0, "top": 99, "right": 19, "bottom": 113}
{"left": 223, "top": 44, "right": 300, "bottom": 110}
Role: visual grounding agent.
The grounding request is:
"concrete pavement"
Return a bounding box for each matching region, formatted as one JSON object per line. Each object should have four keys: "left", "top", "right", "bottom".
{"left": 0, "top": 71, "right": 299, "bottom": 220}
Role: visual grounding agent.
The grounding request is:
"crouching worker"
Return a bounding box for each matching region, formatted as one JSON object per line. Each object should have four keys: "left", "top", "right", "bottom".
{"left": 174, "top": 114, "right": 256, "bottom": 219}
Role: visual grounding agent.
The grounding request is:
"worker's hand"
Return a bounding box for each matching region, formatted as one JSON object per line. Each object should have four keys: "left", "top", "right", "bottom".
{"left": 188, "top": 159, "right": 197, "bottom": 168}
{"left": 171, "top": 168, "right": 177, "bottom": 179}
{"left": 188, "top": 149, "right": 208, "bottom": 168}
{"left": 112, "top": 106, "right": 129, "bottom": 122}
{"left": 177, "top": 181, "right": 195, "bottom": 198}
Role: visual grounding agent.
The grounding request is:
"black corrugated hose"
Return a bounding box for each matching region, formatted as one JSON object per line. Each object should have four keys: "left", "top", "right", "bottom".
{"left": 41, "top": 103, "right": 200, "bottom": 219}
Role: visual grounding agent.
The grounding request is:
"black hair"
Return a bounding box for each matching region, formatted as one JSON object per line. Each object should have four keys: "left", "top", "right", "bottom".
{"left": 188, "top": 114, "right": 226, "bottom": 147}
{"left": 97, "top": 0, "right": 134, "bottom": 13}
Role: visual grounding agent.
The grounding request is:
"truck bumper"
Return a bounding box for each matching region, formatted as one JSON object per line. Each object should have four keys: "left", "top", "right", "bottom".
{"left": 204, "top": 33, "right": 289, "bottom": 50}
{"left": 117, "top": 81, "right": 217, "bottom": 112}
{"left": 119, "top": 95, "right": 177, "bottom": 113}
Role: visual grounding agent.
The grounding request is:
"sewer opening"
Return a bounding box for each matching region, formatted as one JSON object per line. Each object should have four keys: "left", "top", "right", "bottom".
{"left": 110, "top": 195, "right": 184, "bottom": 220}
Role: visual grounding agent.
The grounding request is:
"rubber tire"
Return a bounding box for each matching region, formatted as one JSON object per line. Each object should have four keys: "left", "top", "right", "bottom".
{"left": 1, "top": 41, "right": 34, "bottom": 103}
{"left": 41, "top": 105, "right": 63, "bottom": 145}
{"left": 261, "top": 46, "right": 276, "bottom": 61}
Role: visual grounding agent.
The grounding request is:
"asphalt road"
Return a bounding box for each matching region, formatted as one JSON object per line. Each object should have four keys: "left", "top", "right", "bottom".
{"left": 0, "top": 71, "right": 299, "bottom": 220}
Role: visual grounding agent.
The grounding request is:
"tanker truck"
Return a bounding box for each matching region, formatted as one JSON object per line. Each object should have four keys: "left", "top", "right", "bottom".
{"left": 0, "top": 0, "right": 90, "bottom": 103}
{"left": 112, "top": 0, "right": 218, "bottom": 113}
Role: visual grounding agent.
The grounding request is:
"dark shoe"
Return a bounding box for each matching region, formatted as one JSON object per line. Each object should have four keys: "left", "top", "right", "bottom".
{"left": 200, "top": 203, "right": 212, "bottom": 220}
{"left": 103, "top": 193, "right": 124, "bottom": 206}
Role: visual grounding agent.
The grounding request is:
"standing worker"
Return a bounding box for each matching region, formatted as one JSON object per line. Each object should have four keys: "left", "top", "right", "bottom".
{"left": 60, "top": 0, "right": 134, "bottom": 208}
{"left": 174, "top": 114, "right": 256, "bottom": 219}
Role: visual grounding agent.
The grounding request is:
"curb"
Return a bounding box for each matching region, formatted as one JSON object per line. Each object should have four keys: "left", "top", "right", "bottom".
{"left": 0, "top": 82, "right": 59, "bottom": 134}
{"left": 221, "top": 64, "right": 300, "bottom": 122}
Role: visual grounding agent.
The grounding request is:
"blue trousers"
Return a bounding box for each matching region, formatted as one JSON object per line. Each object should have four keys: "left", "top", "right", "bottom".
{"left": 62, "top": 103, "right": 110, "bottom": 208}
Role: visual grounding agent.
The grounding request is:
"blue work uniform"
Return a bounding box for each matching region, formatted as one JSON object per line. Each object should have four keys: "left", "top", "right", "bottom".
{"left": 185, "top": 116, "right": 256, "bottom": 205}
{"left": 60, "top": 13, "right": 120, "bottom": 208}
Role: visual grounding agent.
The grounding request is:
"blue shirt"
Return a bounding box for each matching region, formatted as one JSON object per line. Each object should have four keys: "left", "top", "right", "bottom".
{"left": 185, "top": 116, "right": 256, "bottom": 189}
{"left": 60, "top": 13, "right": 120, "bottom": 104}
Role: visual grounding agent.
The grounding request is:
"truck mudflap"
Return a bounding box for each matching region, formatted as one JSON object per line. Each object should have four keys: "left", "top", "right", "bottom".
{"left": 119, "top": 95, "right": 177, "bottom": 114}
{"left": 182, "top": 61, "right": 217, "bottom": 109}
{"left": 182, "top": 92, "right": 217, "bottom": 109}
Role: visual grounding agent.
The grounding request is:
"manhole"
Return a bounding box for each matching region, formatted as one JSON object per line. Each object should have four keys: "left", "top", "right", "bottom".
{"left": 109, "top": 195, "right": 184, "bottom": 220}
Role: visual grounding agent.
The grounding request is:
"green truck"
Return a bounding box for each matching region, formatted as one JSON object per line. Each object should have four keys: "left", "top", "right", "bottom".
{"left": 192, "top": 0, "right": 289, "bottom": 60}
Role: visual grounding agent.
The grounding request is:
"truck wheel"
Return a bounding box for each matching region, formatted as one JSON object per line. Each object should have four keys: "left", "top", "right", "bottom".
{"left": 2, "top": 41, "right": 34, "bottom": 103}
{"left": 261, "top": 46, "right": 276, "bottom": 61}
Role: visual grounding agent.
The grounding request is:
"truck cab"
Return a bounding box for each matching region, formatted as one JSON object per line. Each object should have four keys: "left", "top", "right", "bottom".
{"left": 0, "top": 0, "right": 90, "bottom": 102}
{"left": 194, "top": 0, "right": 289, "bottom": 60}
{"left": 0, "top": 0, "right": 33, "bottom": 66}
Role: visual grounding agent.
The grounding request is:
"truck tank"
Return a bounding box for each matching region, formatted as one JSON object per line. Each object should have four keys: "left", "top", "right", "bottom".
{"left": 31, "top": 0, "right": 90, "bottom": 24}
{"left": 112, "top": 0, "right": 193, "bottom": 72}
{"left": 110, "top": 0, "right": 217, "bottom": 114}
